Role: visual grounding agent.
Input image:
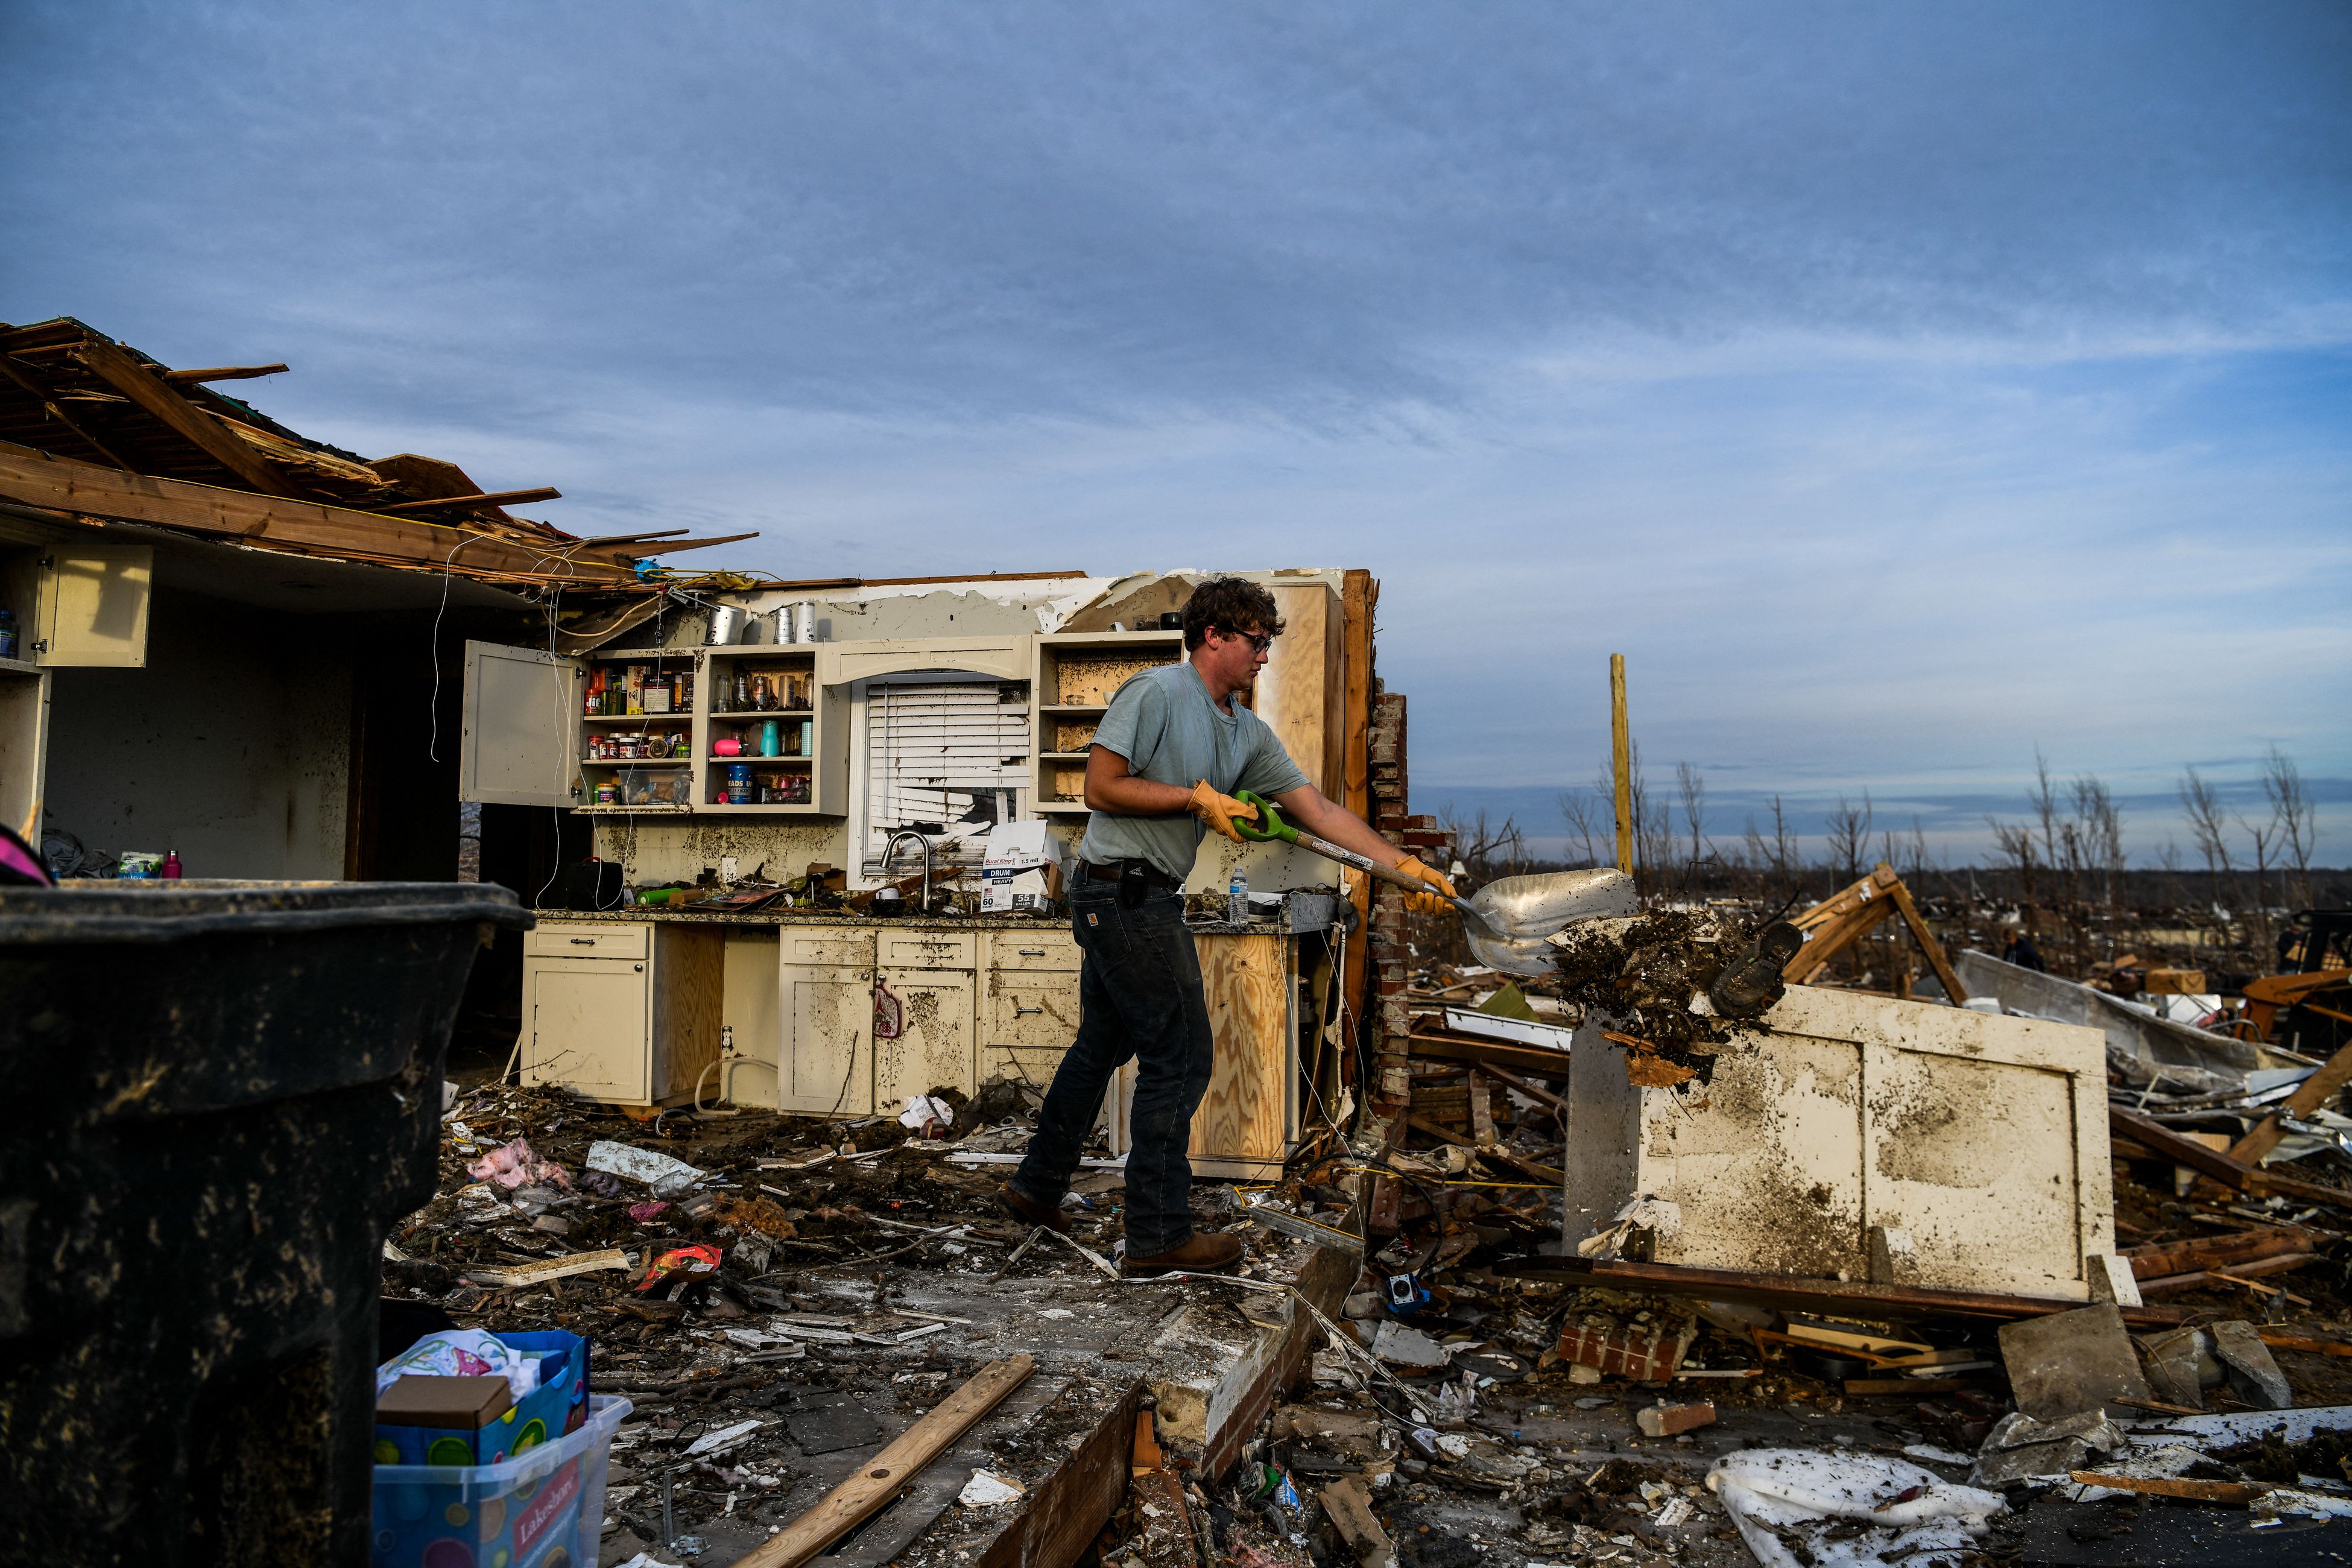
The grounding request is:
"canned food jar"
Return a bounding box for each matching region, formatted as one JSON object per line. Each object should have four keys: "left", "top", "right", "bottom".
{"left": 595, "top": 783, "right": 620, "bottom": 805}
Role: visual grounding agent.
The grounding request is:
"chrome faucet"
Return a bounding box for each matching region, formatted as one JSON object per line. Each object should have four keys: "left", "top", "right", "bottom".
{"left": 883, "top": 830, "right": 935, "bottom": 914}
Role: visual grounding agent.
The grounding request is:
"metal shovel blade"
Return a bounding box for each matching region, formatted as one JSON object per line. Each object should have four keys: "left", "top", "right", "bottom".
{"left": 1462, "top": 868, "right": 1639, "bottom": 976}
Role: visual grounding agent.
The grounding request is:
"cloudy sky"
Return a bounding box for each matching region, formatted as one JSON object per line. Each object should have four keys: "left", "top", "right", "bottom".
{"left": 5, "top": 2, "right": 2347, "bottom": 864}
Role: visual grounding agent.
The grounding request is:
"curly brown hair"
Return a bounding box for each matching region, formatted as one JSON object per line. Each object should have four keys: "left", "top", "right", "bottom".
{"left": 1180, "top": 576, "right": 1285, "bottom": 653}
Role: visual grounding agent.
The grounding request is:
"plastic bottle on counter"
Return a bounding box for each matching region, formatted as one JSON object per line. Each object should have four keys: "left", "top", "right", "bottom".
{"left": 160, "top": 849, "right": 182, "bottom": 880}
{"left": 1228, "top": 868, "right": 1248, "bottom": 924}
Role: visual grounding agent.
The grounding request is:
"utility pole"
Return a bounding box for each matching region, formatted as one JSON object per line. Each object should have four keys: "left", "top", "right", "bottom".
{"left": 1610, "top": 653, "right": 1632, "bottom": 876}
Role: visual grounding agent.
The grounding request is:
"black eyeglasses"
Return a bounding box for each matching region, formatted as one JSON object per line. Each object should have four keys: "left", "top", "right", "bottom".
{"left": 1216, "top": 627, "right": 1274, "bottom": 654}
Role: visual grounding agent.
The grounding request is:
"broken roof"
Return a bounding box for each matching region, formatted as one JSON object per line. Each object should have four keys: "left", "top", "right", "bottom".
{"left": 0, "top": 315, "right": 755, "bottom": 596}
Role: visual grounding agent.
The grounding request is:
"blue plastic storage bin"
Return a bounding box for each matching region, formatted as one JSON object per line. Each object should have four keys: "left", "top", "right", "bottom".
{"left": 372, "top": 1393, "right": 632, "bottom": 1568}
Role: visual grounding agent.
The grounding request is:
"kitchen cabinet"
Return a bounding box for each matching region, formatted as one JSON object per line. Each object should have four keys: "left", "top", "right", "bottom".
{"left": 458, "top": 639, "right": 846, "bottom": 816}
{"left": 520, "top": 920, "right": 723, "bottom": 1108}
{"left": 778, "top": 928, "right": 878, "bottom": 1115}
{"left": 1029, "top": 630, "right": 1183, "bottom": 820}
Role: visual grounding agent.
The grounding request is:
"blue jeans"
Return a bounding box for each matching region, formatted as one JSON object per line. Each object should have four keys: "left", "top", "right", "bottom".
{"left": 1011, "top": 877, "right": 1214, "bottom": 1258}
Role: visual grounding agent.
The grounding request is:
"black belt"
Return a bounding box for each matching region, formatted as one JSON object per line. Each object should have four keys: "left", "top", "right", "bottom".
{"left": 1083, "top": 859, "right": 1177, "bottom": 890}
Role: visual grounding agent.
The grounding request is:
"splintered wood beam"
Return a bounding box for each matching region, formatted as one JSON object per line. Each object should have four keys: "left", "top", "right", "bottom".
{"left": 1888, "top": 881, "right": 1968, "bottom": 1004}
{"left": 736, "top": 1355, "right": 1035, "bottom": 1568}
{"left": 0, "top": 355, "right": 136, "bottom": 470}
{"left": 1787, "top": 897, "right": 1893, "bottom": 984}
{"left": 618, "top": 531, "right": 760, "bottom": 556}
{"left": 577, "top": 528, "right": 692, "bottom": 546}
{"left": 160, "top": 362, "right": 288, "bottom": 383}
{"left": 71, "top": 337, "right": 308, "bottom": 499}
{"left": 0, "top": 440, "right": 640, "bottom": 585}
{"left": 373, "top": 486, "right": 562, "bottom": 513}
{"left": 2110, "top": 1103, "right": 2352, "bottom": 1209}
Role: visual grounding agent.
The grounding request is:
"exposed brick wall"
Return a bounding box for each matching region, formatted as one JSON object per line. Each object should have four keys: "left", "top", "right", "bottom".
{"left": 1362, "top": 689, "right": 1455, "bottom": 1117}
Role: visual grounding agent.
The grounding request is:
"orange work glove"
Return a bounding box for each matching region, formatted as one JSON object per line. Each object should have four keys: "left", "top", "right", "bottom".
{"left": 1394, "top": 855, "right": 1459, "bottom": 915}
{"left": 1187, "top": 780, "right": 1259, "bottom": 842}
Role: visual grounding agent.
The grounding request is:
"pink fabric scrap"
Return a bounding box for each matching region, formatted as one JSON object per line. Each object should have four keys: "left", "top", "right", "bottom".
{"left": 464, "top": 1137, "right": 572, "bottom": 1190}
{"left": 628, "top": 1201, "right": 671, "bottom": 1223}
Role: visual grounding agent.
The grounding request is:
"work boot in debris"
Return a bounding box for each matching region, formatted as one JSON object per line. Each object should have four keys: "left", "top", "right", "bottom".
{"left": 1121, "top": 1231, "right": 1245, "bottom": 1277}
{"left": 996, "top": 1183, "right": 1072, "bottom": 1234}
{"left": 1709, "top": 920, "right": 1803, "bottom": 1019}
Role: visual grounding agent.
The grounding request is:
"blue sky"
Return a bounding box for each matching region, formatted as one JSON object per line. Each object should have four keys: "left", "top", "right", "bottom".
{"left": 5, "top": 3, "right": 2347, "bottom": 864}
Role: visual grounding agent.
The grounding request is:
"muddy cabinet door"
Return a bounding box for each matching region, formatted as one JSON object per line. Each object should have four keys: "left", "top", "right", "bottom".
{"left": 461, "top": 640, "right": 585, "bottom": 808}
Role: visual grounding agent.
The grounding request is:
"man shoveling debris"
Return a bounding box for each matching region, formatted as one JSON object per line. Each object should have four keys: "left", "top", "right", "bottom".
{"left": 999, "top": 577, "right": 1459, "bottom": 1275}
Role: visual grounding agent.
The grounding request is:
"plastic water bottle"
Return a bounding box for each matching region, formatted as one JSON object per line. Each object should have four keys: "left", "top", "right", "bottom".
{"left": 1228, "top": 868, "right": 1248, "bottom": 924}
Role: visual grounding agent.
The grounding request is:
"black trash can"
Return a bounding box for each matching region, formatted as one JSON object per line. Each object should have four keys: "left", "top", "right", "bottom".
{"left": 0, "top": 880, "right": 533, "bottom": 1568}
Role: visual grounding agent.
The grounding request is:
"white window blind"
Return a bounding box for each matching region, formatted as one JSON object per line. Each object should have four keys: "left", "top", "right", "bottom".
{"left": 861, "top": 677, "right": 1030, "bottom": 865}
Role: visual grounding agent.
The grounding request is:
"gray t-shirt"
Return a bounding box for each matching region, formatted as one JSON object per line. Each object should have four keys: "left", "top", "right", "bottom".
{"left": 1076, "top": 660, "right": 1310, "bottom": 878}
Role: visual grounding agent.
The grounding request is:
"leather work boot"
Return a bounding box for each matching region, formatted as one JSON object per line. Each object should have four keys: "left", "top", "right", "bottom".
{"left": 1708, "top": 919, "right": 1804, "bottom": 1019}
{"left": 996, "top": 1183, "right": 1071, "bottom": 1234}
{"left": 1122, "top": 1231, "right": 1245, "bottom": 1277}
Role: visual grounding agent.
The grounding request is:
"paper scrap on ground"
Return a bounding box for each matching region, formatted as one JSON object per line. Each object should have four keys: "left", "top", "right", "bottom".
{"left": 684, "top": 1418, "right": 764, "bottom": 1456}
{"left": 959, "top": 1470, "right": 1027, "bottom": 1506}
{"left": 587, "top": 1139, "right": 707, "bottom": 1197}
{"left": 900, "top": 1094, "right": 955, "bottom": 1132}
{"left": 1707, "top": 1449, "right": 2003, "bottom": 1568}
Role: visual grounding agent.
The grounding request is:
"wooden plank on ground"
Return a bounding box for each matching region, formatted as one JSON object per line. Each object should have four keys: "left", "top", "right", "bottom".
{"left": 1497, "top": 1256, "right": 2188, "bottom": 1328}
{"left": 2111, "top": 1104, "right": 2352, "bottom": 1207}
{"left": 2231, "top": 1036, "right": 2352, "bottom": 1164}
{"left": 2122, "top": 1228, "right": 2310, "bottom": 1280}
{"left": 463, "top": 1248, "right": 631, "bottom": 1288}
{"left": 973, "top": 1378, "right": 1143, "bottom": 1568}
{"left": 736, "top": 1354, "right": 1037, "bottom": 1568}
{"left": 1403, "top": 1028, "right": 1572, "bottom": 1079}
{"left": 1320, "top": 1476, "right": 1396, "bottom": 1568}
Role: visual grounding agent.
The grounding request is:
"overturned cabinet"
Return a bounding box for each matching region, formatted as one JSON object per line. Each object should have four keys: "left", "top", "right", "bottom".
{"left": 1566, "top": 985, "right": 2116, "bottom": 1301}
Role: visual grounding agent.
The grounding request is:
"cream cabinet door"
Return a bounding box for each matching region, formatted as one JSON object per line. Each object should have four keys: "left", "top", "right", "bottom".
{"left": 35, "top": 545, "right": 151, "bottom": 667}
{"left": 782, "top": 968, "right": 874, "bottom": 1115}
{"left": 460, "top": 640, "right": 585, "bottom": 808}
{"left": 874, "top": 970, "right": 975, "bottom": 1107}
{"left": 527, "top": 959, "right": 651, "bottom": 1102}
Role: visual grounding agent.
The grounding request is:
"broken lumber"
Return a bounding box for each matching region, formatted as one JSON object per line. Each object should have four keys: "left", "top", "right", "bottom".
{"left": 2122, "top": 1228, "right": 2311, "bottom": 1280}
{"left": 1404, "top": 1025, "right": 1572, "bottom": 1078}
{"left": 2068, "top": 1472, "right": 2271, "bottom": 1506}
{"left": 2137, "top": 1251, "right": 2315, "bottom": 1298}
{"left": 160, "top": 362, "right": 288, "bottom": 383}
{"left": 2231, "top": 1035, "right": 2352, "bottom": 1164}
{"left": 1500, "top": 1256, "right": 2189, "bottom": 1328}
{"left": 735, "top": 1354, "right": 1036, "bottom": 1568}
{"left": 2110, "top": 1104, "right": 2352, "bottom": 1208}
{"left": 463, "top": 1248, "right": 631, "bottom": 1288}
{"left": 1319, "top": 1476, "right": 1397, "bottom": 1568}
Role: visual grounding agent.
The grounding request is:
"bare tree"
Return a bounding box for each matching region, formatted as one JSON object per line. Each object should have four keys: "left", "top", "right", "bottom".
{"left": 2263, "top": 745, "right": 2320, "bottom": 911}
{"left": 2180, "top": 768, "right": 2236, "bottom": 888}
{"left": 1558, "top": 788, "right": 1605, "bottom": 869}
{"left": 1742, "top": 795, "right": 1800, "bottom": 908}
{"left": 1676, "top": 760, "right": 1709, "bottom": 898}
{"left": 1440, "top": 807, "right": 1528, "bottom": 887}
{"left": 1824, "top": 790, "right": 1874, "bottom": 887}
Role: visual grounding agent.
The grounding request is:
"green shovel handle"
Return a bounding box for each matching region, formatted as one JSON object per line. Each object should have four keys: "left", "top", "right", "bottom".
{"left": 1233, "top": 789, "right": 1297, "bottom": 846}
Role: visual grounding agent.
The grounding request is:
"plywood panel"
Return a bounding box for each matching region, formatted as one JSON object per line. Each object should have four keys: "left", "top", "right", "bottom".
{"left": 1257, "top": 582, "right": 1344, "bottom": 800}
{"left": 1190, "top": 932, "right": 1292, "bottom": 1178}
{"left": 1055, "top": 652, "right": 1168, "bottom": 706}
{"left": 654, "top": 925, "right": 727, "bottom": 1099}
{"left": 1051, "top": 718, "right": 1100, "bottom": 751}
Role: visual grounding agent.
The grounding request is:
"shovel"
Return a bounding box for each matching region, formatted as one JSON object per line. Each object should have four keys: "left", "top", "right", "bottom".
{"left": 1232, "top": 790, "right": 1506, "bottom": 940}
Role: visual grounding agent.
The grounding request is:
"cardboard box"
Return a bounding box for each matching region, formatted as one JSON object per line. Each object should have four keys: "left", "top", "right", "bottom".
{"left": 373, "top": 1330, "right": 590, "bottom": 1468}
{"left": 378, "top": 1374, "right": 513, "bottom": 1435}
{"left": 980, "top": 820, "right": 1070, "bottom": 914}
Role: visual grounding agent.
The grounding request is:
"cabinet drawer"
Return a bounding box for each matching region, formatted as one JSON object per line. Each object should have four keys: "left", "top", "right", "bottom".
{"left": 983, "top": 979, "right": 1084, "bottom": 1049}
{"left": 782, "top": 931, "right": 873, "bottom": 967}
{"left": 527, "top": 922, "right": 650, "bottom": 959}
{"left": 989, "top": 932, "right": 1080, "bottom": 972}
{"left": 879, "top": 931, "right": 976, "bottom": 970}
